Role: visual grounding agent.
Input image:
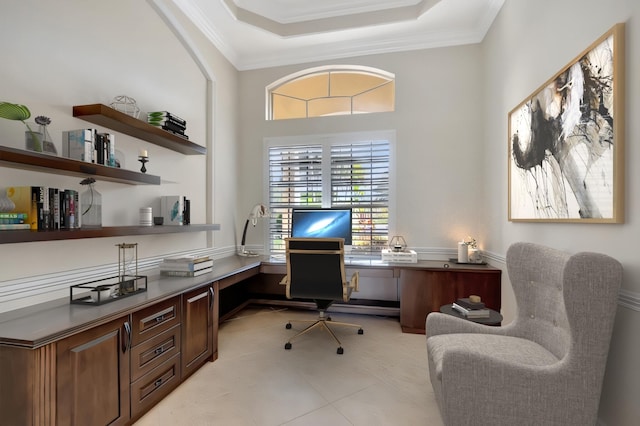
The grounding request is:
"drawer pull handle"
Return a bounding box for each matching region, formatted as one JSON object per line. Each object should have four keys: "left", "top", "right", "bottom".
{"left": 154, "top": 347, "right": 164, "bottom": 355}
{"left": 123, "top": 321, "right": 131, "bottom": 354}
{"left": 155, "top": 315, "right": 164, "bottom": 323}
{"left": 155, "top": 379, "right": 163, "bottom": 388}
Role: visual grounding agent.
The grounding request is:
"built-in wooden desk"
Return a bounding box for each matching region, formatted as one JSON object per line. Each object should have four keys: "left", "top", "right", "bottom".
{"left": 0, "top": 255, "right": 500, "bottom": 424}
{"left": 255, "top": 258, "right": 501, "bottom": 334}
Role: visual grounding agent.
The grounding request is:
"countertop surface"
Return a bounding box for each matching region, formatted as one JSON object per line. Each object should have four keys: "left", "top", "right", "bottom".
{"left": 0, "top": 255, "right": 498, "bottom": 348}
{"left": 0, "top": 256, "right": 261, "bottom": 348}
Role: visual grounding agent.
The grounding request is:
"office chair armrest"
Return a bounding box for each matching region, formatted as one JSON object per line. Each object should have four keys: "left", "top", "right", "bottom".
{"left": 349, "top": 271, "right": 359, "bottom": 292}
{"left": 280, "top": 274, "right": 291, "bottom": 299}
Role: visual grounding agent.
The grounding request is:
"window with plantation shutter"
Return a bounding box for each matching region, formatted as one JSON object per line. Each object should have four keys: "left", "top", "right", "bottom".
{"left": 331, "top": 141, "right": 390, "bottom": 253}
{"left": 266, "top": 132, "right": 393, "bottom": 255}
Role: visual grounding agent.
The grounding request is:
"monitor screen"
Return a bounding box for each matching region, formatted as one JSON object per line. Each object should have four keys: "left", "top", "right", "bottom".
{"left": 290, "top": 208, "right": 352, "bottom": 245}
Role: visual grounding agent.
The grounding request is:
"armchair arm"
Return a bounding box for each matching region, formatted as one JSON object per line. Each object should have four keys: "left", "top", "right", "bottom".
{"left": 426, "top": 312, "right": 508, "bottom": 338}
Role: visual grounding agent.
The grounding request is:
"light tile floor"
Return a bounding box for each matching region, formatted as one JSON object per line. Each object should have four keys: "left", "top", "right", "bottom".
{"left": 134, "top": 306, "right": 444, "bottom": 426}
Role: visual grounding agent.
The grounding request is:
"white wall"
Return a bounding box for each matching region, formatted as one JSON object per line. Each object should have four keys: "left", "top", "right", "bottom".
{"left": 0, "top": 0, "right": 239, "bottom": 311}
{"left": 237, "top": 45, "right": 487, "bottom": 251}
{"left": 482, "top": 1, "right": 640, "bottom": 424}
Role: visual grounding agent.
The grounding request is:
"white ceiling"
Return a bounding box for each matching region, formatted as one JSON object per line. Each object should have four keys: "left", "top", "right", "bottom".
{"left": 173, "top": 0, "right": 505, "bottom": 70}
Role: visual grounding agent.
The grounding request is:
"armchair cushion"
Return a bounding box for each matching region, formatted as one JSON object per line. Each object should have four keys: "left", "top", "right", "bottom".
{"left": 428, "top": 333, "right": 559, "bottom": 381}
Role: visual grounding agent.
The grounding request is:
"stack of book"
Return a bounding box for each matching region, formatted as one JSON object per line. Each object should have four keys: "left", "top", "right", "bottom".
{"left": 159, "top": 255, "right": 213, "bottom": 277}
{"left": 1, "top": 186, "right": 80, "bottom": 231}
{"left": 147, "top": 111, "right": 188, "bottom": 140}
{"left": 452, "top": 297, "right": 490, "bottom": 318}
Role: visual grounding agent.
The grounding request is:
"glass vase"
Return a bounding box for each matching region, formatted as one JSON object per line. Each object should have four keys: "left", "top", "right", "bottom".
{"left": 81, "top": 183, "right": 102, "bottom": 228}
{"left": 24, "top": 123, "right": 43, "bottom": 152}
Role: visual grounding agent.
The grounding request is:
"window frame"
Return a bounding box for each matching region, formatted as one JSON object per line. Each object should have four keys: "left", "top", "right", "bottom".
{"left": 263, "top": 130, "right": 396, "bottom": 256}
{"left": 266, "top": 65, "right": 395, "bottom": 120}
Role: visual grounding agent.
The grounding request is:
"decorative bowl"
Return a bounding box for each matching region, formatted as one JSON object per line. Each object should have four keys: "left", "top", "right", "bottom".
{"left": 91, "top": 285, "right": 112, "bottom": 302}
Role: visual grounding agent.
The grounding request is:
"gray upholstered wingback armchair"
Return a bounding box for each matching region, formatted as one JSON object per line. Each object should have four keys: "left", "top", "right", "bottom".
{"left": 426, "top": 242, "right": 622, "bottom": 426}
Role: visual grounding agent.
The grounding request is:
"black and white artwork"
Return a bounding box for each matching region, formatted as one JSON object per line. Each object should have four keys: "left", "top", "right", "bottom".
{"left": 508, "top": 24, "right": 624, "bottom": 223}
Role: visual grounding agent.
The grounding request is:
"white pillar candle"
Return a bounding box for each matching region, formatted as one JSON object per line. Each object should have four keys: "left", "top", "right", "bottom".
{"left": 457, "top": 242, "right": 469, "bottom": 263}
{"left": 140, "top": 149, "right": 148, "bottom": 158}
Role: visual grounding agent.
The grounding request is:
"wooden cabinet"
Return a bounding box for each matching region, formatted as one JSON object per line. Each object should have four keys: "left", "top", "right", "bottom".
{"left": 56, "top": 315, "right": 131, "bottom": 426}
{"left": 182, "top": 284, "right": 215, "bottom": 379}
{"left": 399, "top": 268, "right": 501, "bottom": 334}
{"left": 130, "top": 296, "right": 182, "bottom": 420}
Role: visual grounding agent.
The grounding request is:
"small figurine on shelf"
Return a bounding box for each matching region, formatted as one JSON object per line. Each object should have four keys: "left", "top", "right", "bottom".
{"left": 138, "top": 149, "right": 148, "bottom": 173}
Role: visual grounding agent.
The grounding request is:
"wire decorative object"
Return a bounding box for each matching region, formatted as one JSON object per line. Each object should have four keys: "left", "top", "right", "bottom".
{"left": 109, "top": 95, "right": 140, "bottom": 119}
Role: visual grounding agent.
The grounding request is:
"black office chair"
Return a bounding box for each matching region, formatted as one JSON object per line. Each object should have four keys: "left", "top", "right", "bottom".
{"left": 280, "top": 238, "right": 363, "bottom": 354}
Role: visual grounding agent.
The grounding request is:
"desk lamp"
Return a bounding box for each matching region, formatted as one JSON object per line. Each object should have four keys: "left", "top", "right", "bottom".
{"left": 239, "top": 204, "right": 269, "bottom": 257}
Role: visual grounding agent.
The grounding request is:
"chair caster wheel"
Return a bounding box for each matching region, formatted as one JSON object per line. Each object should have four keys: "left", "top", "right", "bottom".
{"left": 286, "top": 323, "right": 292, "bottom": 329}
{"left": 285, "top": 342, "right": 292, "bottom": 350}
{"left": 337, "top": 347, "right": 344, "bottom": 354}
{"left": 358, "top": 328, "right": 364, "bottom": 335}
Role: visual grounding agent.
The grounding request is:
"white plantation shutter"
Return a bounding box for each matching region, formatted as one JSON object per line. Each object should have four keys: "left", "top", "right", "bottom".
{"left": 267, "top": 135, "right": 392, "bottom": 255}
{"left": 331, "top": 141, "right": 390, "bottom": 253}
{"left": 268, "top": 144, "right": 323, "bottom": 253}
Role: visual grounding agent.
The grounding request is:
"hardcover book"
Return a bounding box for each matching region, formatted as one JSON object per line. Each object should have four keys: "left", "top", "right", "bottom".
{"left": 4, "top": 187, "right": 31, "bottom": 224}
{"left": 148, "top": 111, "right": 186, "bottom": 126}
{"left": 163, "top": 254, "right": 211, "bottom": 263}
{"left": 63, "top": 129, "right": 94, "bottom": 162}
{"left": 160, "top": 267, "right": 213, "bottom": 277}
{"left": 159, "top": 259, "right": 214, "bottom": 272}
{"left": 455, "top": 297, "right": 486, "bottom": 310}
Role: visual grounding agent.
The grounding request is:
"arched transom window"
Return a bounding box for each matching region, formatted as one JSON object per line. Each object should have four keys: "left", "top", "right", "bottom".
{"left": 267, "top": 66, "right": 395, "bottom": 120}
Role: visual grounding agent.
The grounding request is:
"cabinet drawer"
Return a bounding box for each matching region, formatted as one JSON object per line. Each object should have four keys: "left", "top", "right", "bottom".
{"left": 130, "top": 353, "right": 181, "bottom": 419}
{"left": 131, "top": 324, "right": 181, "bottom": 382}
{"left": 131, "top": 296, "right": 181, "bottom": 346}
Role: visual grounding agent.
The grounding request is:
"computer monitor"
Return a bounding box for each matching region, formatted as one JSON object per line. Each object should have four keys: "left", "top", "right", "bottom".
{"left": 290, "top": 208, "right": 352, "bottom": 245}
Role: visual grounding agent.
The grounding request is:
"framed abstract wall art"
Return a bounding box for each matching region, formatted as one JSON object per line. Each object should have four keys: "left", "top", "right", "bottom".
{"left": 508, "top": 23, "right": 625, "bottom": 223}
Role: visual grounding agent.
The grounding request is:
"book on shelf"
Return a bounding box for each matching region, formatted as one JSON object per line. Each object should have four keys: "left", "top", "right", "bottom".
{"left": 455, "top": 297, "right": 486, "bottom": 310}
{"left": 160, "top": 267, "right": 213, "bottom": 277}
{"left": 62, "top": 128, "right": 94, "bottom": 162}
{"left": 148, "top": 124, "right": 189, "bottom": 139}
{"left": 452, "top": 303, "right": 490, "bottom": 318}
{"left": 149, "top": 121, "right": 186, "bottom": 134}
{"left": 0, "top": 212, "right": 28, "bottom": 224}
{"left": 3, "top": 186, "right": 82, "bottom": 231}
{"left": 0, "top": 223, "right": 31, "bottom": 230}
{"left": 148, "top": 111, "right": 186, "bottom": 126}
{"left": 148, "top": 117, "right": 186, "bottom": 129}
{"left": 160, "top": 259, "right": 214, "bottom": 272}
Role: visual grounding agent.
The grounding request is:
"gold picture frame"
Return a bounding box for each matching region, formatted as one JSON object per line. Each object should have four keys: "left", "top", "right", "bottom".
{"left": 508, "top": 23, "right": 625, "bottom": 223}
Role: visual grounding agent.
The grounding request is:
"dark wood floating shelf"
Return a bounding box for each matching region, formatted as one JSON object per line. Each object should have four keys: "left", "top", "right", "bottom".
{"left": 0, "top": 224, "right": 221, "bottom": 244}
{"left": 73, "top": 104, "right": 206, "bottom": 155}
{"left": 0, "top": 145, "right": 160, "bottom": 185}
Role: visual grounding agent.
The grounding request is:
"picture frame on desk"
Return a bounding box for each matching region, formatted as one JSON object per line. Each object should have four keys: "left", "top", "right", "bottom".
{"left": 508, "top": 23, "right": 625, "bottom": 223}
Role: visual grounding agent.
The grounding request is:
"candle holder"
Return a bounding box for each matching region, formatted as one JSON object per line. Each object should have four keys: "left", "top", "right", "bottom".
{"left": 138, "top": 156, "right": 148, "bottom": 173}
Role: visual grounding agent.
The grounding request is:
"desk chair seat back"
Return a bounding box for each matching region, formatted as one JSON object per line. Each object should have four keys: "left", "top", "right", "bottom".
{"left": 285, "top": 238, "right": 346, "bottom": 300}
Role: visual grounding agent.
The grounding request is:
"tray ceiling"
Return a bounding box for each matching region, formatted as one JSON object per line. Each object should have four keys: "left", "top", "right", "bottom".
{"left": 172, "top": 0, "right": 505, "bottom": 70}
